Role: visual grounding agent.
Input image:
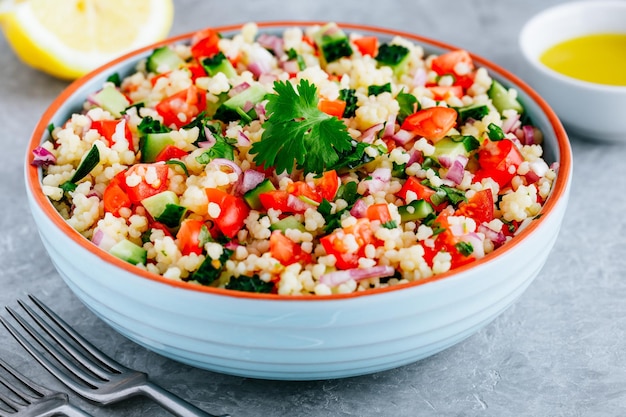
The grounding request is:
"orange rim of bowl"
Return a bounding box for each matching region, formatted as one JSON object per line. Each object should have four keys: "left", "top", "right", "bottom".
{"left": 25, "top": 21, "right": 572, "bottom": 301}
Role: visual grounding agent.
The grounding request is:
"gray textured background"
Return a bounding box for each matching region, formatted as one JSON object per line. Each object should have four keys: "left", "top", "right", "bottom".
{"left": 1, "top": 0, "right": 625, "bottom": 416}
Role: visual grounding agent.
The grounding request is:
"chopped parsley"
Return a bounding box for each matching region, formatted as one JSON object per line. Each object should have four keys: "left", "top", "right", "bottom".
{"left": 397, "top": 90, "right": 419, "bottom": 123}
{"left": 487, "top": 123, "right": 506, "bottom": 141}
{"left": 195, "top": 136, "right": 235, "bottom": 164}
{"left": 339, "top": 88, "right": 358, "bottom": 118}
{"left": 375, "top": 43, "right": 410, "bottom": 67}
{"left": 138, "top": 116, "right": 170, "bottom": 135}
{"left": 225, "top": 274, "right": 274, "bottom": 293}
{"left": 190, "top": 248, "right": 233, "bottom": 285}
{"left": 367, "top": 82, "right": 392, "bottom": 96}
{"left": 455, "top": 241, "right": 474, "bottom": 257}
{"left": 382, "top": 220, "right": 398, "bottom": 229}
{"left": 250, "top": 79, "right": 352, "bottom": 175}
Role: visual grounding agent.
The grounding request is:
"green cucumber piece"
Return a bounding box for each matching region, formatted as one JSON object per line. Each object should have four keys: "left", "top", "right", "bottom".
{"left": 314, "top": 22, "right": 353, "bottom": 63}
{"left": 398, "top": 199, "right": 435, "bottom": 223}
{"left": 146, "top": 46, "right": 185, "bottom": 73}
{"left": 214, "top": 83, "right": 267, "bottom": 123}
{"left": 456, "top": 103, "right": 490, "bottom": 122}
{"left": 109, "top": 239, "right": 147, "bottom": 265}
{"left": 91, "top": 85, "right": 130, "bottom": 118}
{"left": 432, "top": 135, "right": 480, "bottom": 159}
{"left": 270, "top": 215, "right": 306, "bottom": 232}
{"left": 141, "top": 190, "right": 187, "bottom": 228}
{"left": 140, "top": 132, "right": 174, "bottom": 163}
{"left": 202, "top": 52, "right": 237, "bottom": 78}
{"left": 488, "top": 80, "right": 524, "bottom": 115}
{"left": 244, "top": 178, "right": 276, "bottom": 210}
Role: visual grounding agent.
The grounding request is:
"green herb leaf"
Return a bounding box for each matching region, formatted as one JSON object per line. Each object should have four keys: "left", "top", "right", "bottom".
{"left": 339, "top": 88, "right": 358, "bottom": 118}
{"left": 190, "top": 248, "right": 233, "bottom": 285}
{"left": 375, "top": 43, "right": 410, "bottom": 67}
{"left": 106, "top": 73, "right": 122, "bottom": 87}
{"left": 165, "top": 160, "right": 189, "bottom": 176}
{"left": 455, "top": 241, "right": 474, "bottom": 257}
{"left": 226, "top": 274, "right": 274, "bottom": 293}
{"left": 367, "top": 82, "right": 392, "bottom": 96}
{"left": 138, "top": 116, "right": 170, "bottom": 135}
{"left": 382, "top": 220, "right": 398, "bottom": 229}
{"left": 250, "top": 79, "right": 352, "bottom": 175}
{"left": 195, "top": 135, "right": 235, "bottom": 164}
{"left": 397, "top": 90, "right": 419, "bottom": 124}
{"left": 59, "top": 181, "right": 77, "bottom": 193}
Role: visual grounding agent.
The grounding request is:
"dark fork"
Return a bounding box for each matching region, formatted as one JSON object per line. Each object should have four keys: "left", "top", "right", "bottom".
{"left": 1, "top": 295, "right": 229, "bottom": 417}
{"left": 0, "top": 356, "right": 91, "bottom": 417}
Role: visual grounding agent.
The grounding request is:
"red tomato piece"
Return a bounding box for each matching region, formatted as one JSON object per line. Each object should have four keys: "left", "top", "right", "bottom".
{"left": 155, "top": 145, "right": 189, "bottom": 162}
{"left": 176, "top": 219, "right": 206, "bottom": 255}
{"left": 320, "top": 219, "right": 377, "bottom": 270}
{"left": 190, "top": 28, "right": 221, "bottom": 60}
{"left": 431, "top": 49, "right": 474, "bottom": 76}
{"left": 122, "top": 163, "right": 169, "bottom": 204}
{"left": 398, "top": 177, "right": 446, "bottom": 211}
{"left": 287, "top": 181, "right": 320, "bottom": 202}
{"left": 315, "top": 170, "right": 339, "bottom": 201}
{"left": 455, "top": 189, "right": 494, "bottom": 225}
{"left": 156, "top": 86, "right": 207, "bottom": 128}
{"left": 318, "top": 99, "right": 347, "bottom": 118}
{"left": 474, "top": 139, "right": 524, "bottom": 187}
{"left": 428, "top": 85, "right": 464, "bottom": 100}
{"left": 366, "top": 203, "right": 392, "bottom": 224}
{"left": 206, "top": 188, "right": 250, "bottom": 239}
{"left": 102, "top": 182, "right": 131, "bottom": 216}
{"left": 269, "top": 231, "right": 312, "bottom": 266}
{"left": 259, "top": 190, "right": 295, "bottom": 212}
{"left": 91, "top": 119, "right": 135, "bottom": 152}
{"left": 401, "top": 107, "right": 458, "bottom": 142}
{"left": 187, "top": 63, "right": 207, "bottom": 81}
{"left": 353, "top": 36, "right": 378, "bottom": 56}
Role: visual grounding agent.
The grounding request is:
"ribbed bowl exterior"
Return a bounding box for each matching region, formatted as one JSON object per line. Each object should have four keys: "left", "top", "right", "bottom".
{"left": 25, "top": 22, "right": 572, "bottom": 380}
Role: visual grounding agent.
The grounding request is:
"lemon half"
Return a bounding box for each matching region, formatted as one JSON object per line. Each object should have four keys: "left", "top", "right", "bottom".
{"left": 0, "top": 0, "right": 174, "bottom": 79}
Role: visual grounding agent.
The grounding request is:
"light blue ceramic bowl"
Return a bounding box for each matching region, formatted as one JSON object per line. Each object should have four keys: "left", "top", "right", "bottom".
{"left": 25, "top": 22, "right": 572, "bottom": 380}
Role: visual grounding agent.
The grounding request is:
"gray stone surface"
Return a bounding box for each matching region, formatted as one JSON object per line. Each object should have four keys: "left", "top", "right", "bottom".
{"left": 1, "top": 0, "right": 625, "bottom": 415}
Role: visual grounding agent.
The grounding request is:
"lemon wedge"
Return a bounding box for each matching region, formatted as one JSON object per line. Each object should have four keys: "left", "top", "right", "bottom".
{"left": 0, "top": 0, "right": 174, "bottom": 80}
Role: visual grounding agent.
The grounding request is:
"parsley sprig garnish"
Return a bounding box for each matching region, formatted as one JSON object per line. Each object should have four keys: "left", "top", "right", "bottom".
{"left": 250, "top": 79, "right": 352, "bottom": 175}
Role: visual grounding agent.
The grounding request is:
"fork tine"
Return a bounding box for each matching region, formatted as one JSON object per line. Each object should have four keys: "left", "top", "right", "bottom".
{"left": 13, "top": 300, "right": 113, "bottom": 382}
{"left": 0, "top": 388, "right": 20, "bottom": 414}
{"left": 28, "top": 295, "right": 126, "bottom": 374}
{"left": 0, "top": 312, "right": 103, "bottom": 391}
{"left": 0, "top": 357, "right": 51, "bottom": 398}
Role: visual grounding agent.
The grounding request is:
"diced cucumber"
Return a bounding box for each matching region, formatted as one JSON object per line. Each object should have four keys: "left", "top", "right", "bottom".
{"left": 140, "top": 132, "right": 174, "bottom": 163}
{"left": 146, "top": 46, "right": 185, "bottom": 73}
{"left": 375, "top": 43, "right": 411, "bottom": 75}
{"left": 488, "top": 80, "right": 524, "bottom": 115}
{"left": 214, "top": 83, "right": 267, "bottom": 123}
{"left": 91, "top": 85, "right": 130, "bottom": 118}
{"left": 141, "top": 190, "right": 187, "bottom": 228}
{"left": 313, "top": 22, "right": 353, "bottom": 63}
{"left": 270, "top": 215, "right": 305, "bottom": 232}
{"left": 433, "top": 136, "right": 480, "bottom": 159}
{"left": 243, "top": 178, "right": 275, "bottom": 210}
{"left": 456, "top": 103, "right": 490, "bottom": 122}
{"left": 398, "top": 199, "right": 435, "bottom": 223}
{"left": 109, "top": 239, "right": 147, "bottom": 265}
{"left": 202, "top": 52, "right": 237, "bottom": 78}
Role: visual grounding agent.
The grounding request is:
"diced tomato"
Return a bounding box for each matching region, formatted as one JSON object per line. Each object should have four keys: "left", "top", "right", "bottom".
{"left": 187, "top": 63, "right": 207, "bottom": 81}
{"left": 474, "top": 139, "right": 524, "bottom": 187}
{"left": 318, "top": 99, "right": 347, "bottom": 118}
{"left": 103, "top": 182, "right": 131, "bottom": 216}
{"left": 205, "top": 188, "right": 250, "bottom": 239}
{"left": 176, "top": 219, "right": 206, "bottom": 255}
{"left": 155, "top": 145, "right": 188, "bottom": 162}
{"left": 366, "top": 203, "right": 392, "bottom": 224}
{"left": 428, "top": 85, "right": 464, "bottom": 100}
{"left": 315, "top": 170, "right": 339, "bottom": 201}
{"left": 91, "top": 119, "right": 135, "bottom": 152}
{"left": 190, "top": 28, "right": 221, "bottom": 61}
{"left": 320, "top": 218, "right": 377, "bottom": 270}
{"left": 398, "top": 177, "right": 445, "bottom": 211}
{"left": 353, "top": 36, "right": 378, "bottom": 56}
{"left": 431, "top": 49, "right": 474, "bottom": 77}
{"left": 454, "top": 72, "right": 476, "bottom": 89}
{"left": 156, "top": 86, "right": 207, "bottom": 128}
{"left": 401, "top": 107, "right": 458, "bottom": 142}
{"left": 423, "top": 211, "right": 475, "bottom": 269}
{"left": 122, "top": 163, "right": 169, "bottom": 203}
{"left": 287, "top": 181, "right": 320, "bottom": 203}
{"left": 455, "top": 189, "right": 494, "bottom": 225}
{"left": 269, "top": 231, "right": 312, "bottom": 266}
{"left": 259, "top": 190, "right": 294, "bottom": 212}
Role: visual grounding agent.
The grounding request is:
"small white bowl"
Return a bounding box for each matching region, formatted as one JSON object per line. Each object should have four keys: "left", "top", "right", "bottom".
{"left": 519, "top": 1, "right": 626, "bottom": 142}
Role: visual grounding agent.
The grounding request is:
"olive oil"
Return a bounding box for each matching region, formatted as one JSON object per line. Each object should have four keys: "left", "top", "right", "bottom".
{"left": 539, "top": 33, "right": 626, "bottom": 86}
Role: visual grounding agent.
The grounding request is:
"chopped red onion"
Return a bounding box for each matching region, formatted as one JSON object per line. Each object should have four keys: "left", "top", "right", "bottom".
{"left": 391, "top": 129, "right": 415, "bottom": 145}
{"left": 208, "top": 158, "right": 243, "bottom": 178}
{"left": 383, "top": 114, "right": 397, "bottom": 138}
{"left": 406, "top": 150, "right": 423, "bottom": 167}
{"left": 257, "top": 34, "right": 285, "bottom": 58}
{"left": 349, "top": 199, "right": 367, "bottom": 218}
{"left": 319, "top": 265, "right": 395, "bottom": 287}
{"left": 444, "top": 155, "right": 468, "bottom": 185}
{"left": 522, "top": 125, "right": 535, "bottom": 145}
{"left": 281, "top": 59, "right": 300, "bottom": 74}
{"left": 529, "top": 159, "right": 549, "bottom": 178}
{"left": 228, "top": 82, "right": 250, "bottom": 97}
{"left": 92, "top": 229, "right": 118, "bottom": 252}
{"left": 31, "top": 146, "right": 56, "bottom": 167}
{"left": 502, "top": 114, "right": 521, "bottom": 134}
{"left": 478, "top": 224, "right": 507, "bottom": 247}
{"left": 200, "top": 126, "right": 217, "bottom": 148}
{"left": 413, "top": 68, "right": 427, "bottom": 87}
{"left": 224, "top": 241, "right": 242, "bottom": 251}
{"left": 459, "top": 232, "right": 485, "bottom": 258}
{"left": 360, "top": 123, "right": 384, "bottom": 144}
{"left": 255, "top": 102, "right": 267, "bottom": 120}
{"left": 247, "top": 46, "right": 274, "bottom": 77}
{"left": 238, "top": 169, "right": 266, "bottom": 195}
{"left": 237, "top": 131, "right": 251, "bottom": 146}
{"left": 258, "top": 73, "right": 279, "bottom": 84}
{"left": 287, "top": 194, "right": 313, "bottom": 212}
{"left": 242, "top": 100, "right": 255, "bottom": 113}
{"left": 367, "top": 167, "right": 391, "bottom": 194}
{"left": 438, "top": 155, "right": 452, "bottom": 168}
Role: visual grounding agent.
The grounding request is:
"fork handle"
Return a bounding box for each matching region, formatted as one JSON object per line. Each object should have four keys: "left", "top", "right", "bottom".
{"left": 139, "top": 381, "right": 230, "bottom": 417}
